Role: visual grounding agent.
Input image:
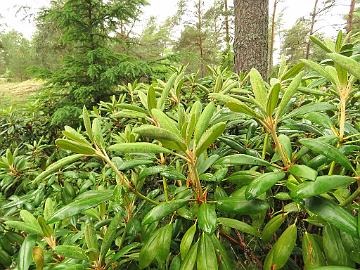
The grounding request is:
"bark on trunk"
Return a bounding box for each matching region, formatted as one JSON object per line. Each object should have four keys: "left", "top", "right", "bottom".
{"left": 233, "top": 0, "right": 269, "bottom": 78}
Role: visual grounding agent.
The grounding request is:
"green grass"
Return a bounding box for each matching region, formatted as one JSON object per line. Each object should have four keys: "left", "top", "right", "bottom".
{"left": 0, "top": 80, "right": 43, "bottom": 109}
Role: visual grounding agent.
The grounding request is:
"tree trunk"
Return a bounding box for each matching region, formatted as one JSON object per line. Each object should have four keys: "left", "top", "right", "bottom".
{"left": 347, "top": 0, "right": 356, "bottom": 33}
{"left": 268, "top": 0, "right": 278, "bottom": 74}
{"left": 233, "top": 0, "right": 269, "bottom": 78}
{"left": 305, "top": 0, "right": 319, "bottom": 59}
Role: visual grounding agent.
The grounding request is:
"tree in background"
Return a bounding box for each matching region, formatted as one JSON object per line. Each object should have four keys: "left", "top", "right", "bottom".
{"left": 39, "top": 0, "right": 147, "bottom": 107}
{"left": 233, "top": 0, "right": 269, "bottom": 77}
{"left": 281, "top": 18, "right": 326, "bottom": 64}
{"left": 0, "top": 31, "right": 34, "bottom": 80}
{"left": 305, "top": 0, "right": 335, "bottom": 59}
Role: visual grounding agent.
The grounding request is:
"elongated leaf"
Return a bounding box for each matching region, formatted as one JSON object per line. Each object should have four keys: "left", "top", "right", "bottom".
{"left": 271, "top": 224, "right": 297, "bottom": 269}
{"left": 48, "top": 190, "right": 113, "bottom": 223}
{"left": 56, "top": 139, "right": 95, "bottom": 155}
{"left": 198, "top": 203, "right": 217, "bottom": 234}
{"left": 210, "top": 93, "right": 262, "bottom": 119}
{"left": 328, "top": 52, "right": 360, "bottom": 79}
{"left": 302, "top": 232, "right": 326, "bottom": 269}
{"left": 276, "top": 71, "right": 303, "bottom": 119}
{"left": 180, "top": 240, "right": 198, "bottom": 270}
{"left": 245, "top": 172, "right": 285, "bottom": 200}
{"left": 300, "top": 138, "right": 355, "bottom": 172}
{"left": 281, "top": 62, "right": 305, "bottom": 81}
{"left": 293, "top": 175, "right": 355, "bottom": 198}
{"left": 109, "top": 142, "right": 171, "bottom": 154}
{"left": 195, "top": 122, "right": 226, "bottom": 156}
{"left": 288, "top": 164, "right": 318, "bottom": 180}
{"left": 54, "top": 245, "right": 88, "bottom": 260}
{"left": 147, "top": 86, "right": 157, "bottom": 111}
{"left": 194, "top": 102, "right": 216, "bottom": 143}
{"left": 142, "top": 199, "right": 189, "bottom": 225}
{"left": 216, "top": 154, "right": 273, "bottom": 167}
{"left": 262, "top": 214, "right": 287, "bottom": 243}
{"left": 5, "top": 221, "right": 42, "bottom": 235}
{"left": 305, "top": 196, "right": 358, "bottom": 237}
{"left": 151, "top": 109, "right": 181, "bottom": 136}
{"left": 33, "top": 154, "right": 84, "bottom": 184}
{"left": 310, "top": 35, "right": 332, "bottom": 53}
{"left": 134, "top": 125, "right": 186, "bottom": 151}
{"left": 197, "top": 233, "right": 218, "bottom": 270}
{"left": 19, "top": 235, "right": 36, "bottom": 270}
{"left": 283, "top": 102, "right": 335, "bottom": 120}
{"left": 218, "top": 217, "right": 258, "bottom": 236}
{"left": 100, "top": 213, "right": 122, "bottom": 262}
{"left": 180, "top": 224, "right": 196, "bottom": 260}
{"left": 155, "top": 224, "right": 173, "bottom": 266}
{"left": 301, "top": 59, "right": 335, "bottom": 84}
{"left": 216, "top": 197, "right": 269, "bottom": 214}
{"left": 249, "top": 68, "right": 267, "bottom": 109}
{"left": 266, "top": 83, "right": 281, "bottom": 115}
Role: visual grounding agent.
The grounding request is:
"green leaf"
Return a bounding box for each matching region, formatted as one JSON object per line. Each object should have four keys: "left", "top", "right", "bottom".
{"left": 271, "top": 224, "right": 297, "bottom": 269}
{"left": 262, "top": 214, "right": 287, "bottom": 243}
{"left": 142, "top": 199, "right": 189, "bottom": 225}
{"left": 19, "top": 235, "right": 36, "bottom": 270}
{"left": 198, "top": 203, "right": 217, "bottom": 234}
{"left": 92, "top": 118, "right": 105, "bottom": 148}
{"left": 323, "top": 224, "right": 353, "bottom": 267}
{"left": 56, "top": 139, "right": 95, "bottom": 155}
{"left": 216, "top": 197, "right": 269, "bottom": 214}
{"left": 302, "top": 232, "right": 326, "bottom": 269}
{"left": 109, "top": 142, "right": 171, "bottom": 154}
{"left": 33, "top": 154, "right": 84, "bottom": 184}
{"left": 83, "top": 106, "right": 93, "bottom": 142}
{"left": 180, "top": 224, "right": 197, "bottom": 260}
{"left": 293, "top": 175, "right": 355, "bottom": 198}
{"left": 328, "top": 52, "right": 360, "bottom": 79}
{"left": 310, "top": 35, "right": 333, "bottom": 53}
{"left": 300, "top": 138, "right": 355, "bottom": 172}
{"left": 155, "top": 223, "right": 173, "bottom": 266}
{"left": 54, "top": 245, "right": 88, "bottom": 260}
{"left": 210, "top": 93, "right": 262, "bottom": 119}
{"left": 147, "top": 86, "right": 157, "bottom": 111}
{"left": 158, "top": 73, "right": 177, "bottom": 110}
{"left": 217, "top": 217, "right": 258, "bottom": 236}
{"left": 197, "top": 233, "right": 218, "bottom": 270}
{"left": 305, "top": 196, "right": 358, "bottom": 237}
{"left": 216, "top": 154, "right": 273, "bottom": 167}
{"left": 288, "top": 165, "right": 318, "bottom": 180}
{"left": 100, "top": 213, "right": 122, "bottom": 263}
{"left": 301, "top": 59, "right": 335, "bottom": 84}
{"left": 249, "top": 68, "right": 267, "bottom": 109}
{"left": 48, "top": 190, "right": 113, "bottom": 223}
{"left": 194, "top": 102, "right": 216, "bottom": 144}
{"left": 5, "top": 221, "right": 42, "bottom": 235}
{"left": 134, "top": 125, "right": 186, "bottom": 151}
{"left": 276, "top": 71, "right": 303, "bottom": 119}
{"left": 180, "top": 240, "right": 198, "bottom": 270}
{"left": 266, "top": 83, "right": 281, "bottom": 116}
{"left": 195, "top": 122, "right": 226, "bottom": 156}
{"left": 278, "top": 134, "right": 292, "bottom": 160}
{"left": 151, "top": 109, "right": 181, "bottom": 137}
{"left": 63, "top": 126, "right": 91, "bottom": 146}
{"left": 283, "top": 102, "right": 336, "bottom": 120}
{"left": 281, "top": 62, "right": 305, "bottom": 81}
{"left": 245, "top": 172, "right": 285, "bottom": 200}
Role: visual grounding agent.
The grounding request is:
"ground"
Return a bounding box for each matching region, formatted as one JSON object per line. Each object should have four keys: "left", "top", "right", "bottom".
{"left": 0, "top": 80, "right": 43, "bottom": 109}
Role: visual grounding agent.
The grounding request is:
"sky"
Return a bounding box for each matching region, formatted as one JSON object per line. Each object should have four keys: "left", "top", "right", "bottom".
{"left": 0, "top": 0, "right": 350, "bottom": 40}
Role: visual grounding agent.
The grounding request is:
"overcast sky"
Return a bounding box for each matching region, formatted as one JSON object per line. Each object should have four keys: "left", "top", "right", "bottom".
{"left": 0, "top": 0, "right": 350, "bottom": 40}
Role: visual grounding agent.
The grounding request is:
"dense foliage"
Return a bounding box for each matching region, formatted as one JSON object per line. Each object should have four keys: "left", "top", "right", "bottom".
{"left": 1, "top": 32, "right": 360, "bottom": 270}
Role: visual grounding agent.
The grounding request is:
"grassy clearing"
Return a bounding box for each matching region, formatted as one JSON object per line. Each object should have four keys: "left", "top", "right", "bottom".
{"left": 0, "top": 80, "right": 44, "bottom": 109}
